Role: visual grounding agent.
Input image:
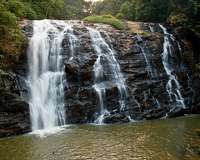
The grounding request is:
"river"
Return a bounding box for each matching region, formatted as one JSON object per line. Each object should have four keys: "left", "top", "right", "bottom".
{"left": 0, "top": 115, "right": 199, "bottom": 160}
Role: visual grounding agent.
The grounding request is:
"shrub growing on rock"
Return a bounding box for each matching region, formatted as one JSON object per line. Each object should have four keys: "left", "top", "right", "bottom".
{"left": 83, "top": 14, "right": 127, "bottom": 30}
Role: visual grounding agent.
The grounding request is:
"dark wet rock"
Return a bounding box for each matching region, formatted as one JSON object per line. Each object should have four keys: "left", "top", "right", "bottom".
{"left": 0, "top": 21, "right": 31, "bottom": 138}
{"left": 1, "top": 19, "right": 199, "bottom": 136}
{"left": 62, "top": 21, "right": 200, "bottom": 124}
{"left": 31, "top": 20, "right": 200, "bottom": 125}
{"left": 104, "top": 113, "right": 130, "bottom": 124}
{"left": 0, "top": 64, "right": 30, "bottom": 138}
{"left": 0, "top": 90, "right": 31, "bottom": 138}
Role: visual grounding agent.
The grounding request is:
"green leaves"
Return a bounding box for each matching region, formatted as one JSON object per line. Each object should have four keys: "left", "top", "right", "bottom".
{"left": 0, "top": 3, "right": 17, "bottom": 28}
{"left": 0, "top": 68, "right": 7, "bottom": 82}
{"left": 0, "top": 0, "right": 26, "bottom": 64}
{"left": 23, "top": 3, "right": 37, "bottom": 20}
{"left": 116, "top": 3, "right": 132, "bottom": 20}
{"left": 20, "top": 0, "right": 89, "bottom": 20}
{"left": 171, "top": 0, "right": 200, "bottom": 37}
{"left": 91, "top": 0, "right": 128, "bottom": 16}
{"left": 3, "top": 0, "right": 24, "bottom": 18}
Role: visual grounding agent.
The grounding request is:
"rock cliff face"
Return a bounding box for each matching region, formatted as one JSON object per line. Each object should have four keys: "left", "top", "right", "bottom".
{"left": 1, "top": 20, "right": 200, "bottom": 137}
{"left": 0, "top": 64, "right": 31, "bottom": 138}
{"left": 25, "top": 20, "right": 200, "bottom": 124}
{"left": 28, "top": 20, "right": 198, "bottom": 124}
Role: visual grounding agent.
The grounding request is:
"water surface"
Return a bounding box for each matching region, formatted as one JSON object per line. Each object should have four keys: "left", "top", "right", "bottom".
{"left": 0, "top": 115, "right": 200, "bottom": 160}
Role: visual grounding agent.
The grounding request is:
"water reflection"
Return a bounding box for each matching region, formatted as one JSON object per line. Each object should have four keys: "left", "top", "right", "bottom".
{"left": 0, "top": 115, "right": 200, "bottom": 160}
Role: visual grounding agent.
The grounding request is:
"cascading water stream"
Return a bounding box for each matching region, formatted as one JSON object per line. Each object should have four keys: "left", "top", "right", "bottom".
{"left": 159, "top": 24, "right": 186, "bottom": 110}
{"left": 25, "top": 20, "right": 189, "bottom": 129}
{"left": 136, "top": 34, "right": 158, "bottom": 79}
{"left": 28, "top": 20, "right": 68, "bottom": 131}
{"left": 54, "top": 20, "right": 79, "bottom": 61}
{"left": 148, "top": 25, "right": 154, "bottom": 33}
{"left": 87, "top": 27, "right": 128, "bottom": 124}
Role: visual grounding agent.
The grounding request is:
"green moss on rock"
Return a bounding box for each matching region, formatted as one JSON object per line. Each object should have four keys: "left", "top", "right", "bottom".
{"left": 193, "top": 144, "right": 200, "bottom": 154}
{"left": 83, "top": 14, "right": 127, "bottom": 30}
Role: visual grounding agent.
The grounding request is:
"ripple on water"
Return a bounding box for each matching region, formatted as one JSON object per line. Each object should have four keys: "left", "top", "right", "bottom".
{"left": 0, "top": 115, "right": 200, "bottom": 160}
{"left": 29, "top": 125, "right": 71, "bottom": 138}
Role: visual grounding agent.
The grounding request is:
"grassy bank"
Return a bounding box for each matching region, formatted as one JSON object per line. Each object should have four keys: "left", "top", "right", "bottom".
{"left": 83, "top": 14, "right": 127, "bottom": 30}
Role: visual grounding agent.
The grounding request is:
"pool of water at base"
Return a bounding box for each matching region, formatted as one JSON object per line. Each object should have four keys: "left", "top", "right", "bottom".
{"left": 0, "top": 115, "right": 200, "bottom": 160}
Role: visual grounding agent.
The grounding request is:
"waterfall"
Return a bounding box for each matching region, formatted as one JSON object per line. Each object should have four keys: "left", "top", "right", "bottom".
{"left": 136, "top": 33, "right": 158, "bottom": 78}
{"left": 28, "top": 20, "right": 67, "bottom": 131}
{"left": 87, "top": 27, "right": 127, "bottom": 124}
{"left": 23, "top": 19, "right": 193, "bottom": 128}
{"left": 159, "top": 24, "right": 186, "bottom": 110}
{"left": 148, "top": 25, "right": 154, "bottom": 32}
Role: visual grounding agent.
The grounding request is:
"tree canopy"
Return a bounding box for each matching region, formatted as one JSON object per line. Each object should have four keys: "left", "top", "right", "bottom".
{"left": 90, "top": 0, "right": 200, "bottom": 37}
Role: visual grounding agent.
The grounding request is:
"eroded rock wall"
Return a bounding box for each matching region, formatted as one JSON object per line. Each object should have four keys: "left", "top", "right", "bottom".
{"left": 0, "top": 66, "right": 31, "bottom": 138}
{"left": 1, "top": 20, "right": 199, "bottom": 138}
{"left": 57, "top": 21, "right": 200, "bottom": 123}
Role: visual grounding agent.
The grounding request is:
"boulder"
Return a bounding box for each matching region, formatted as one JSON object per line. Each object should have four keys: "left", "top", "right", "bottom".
{"left": 0, "top": 90, "right": 31, "bottom": 138}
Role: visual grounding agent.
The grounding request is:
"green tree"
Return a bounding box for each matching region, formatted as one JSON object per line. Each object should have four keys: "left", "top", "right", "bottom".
{"left": 0, "top": 0, "right": 25, "bottom": 63}
{"left": 170, "top": 0, "right": 200, "bottom": 37}
{"left": 62, "top": 0, "right": 91, "bottom": 19}
{"left": 3, "top": 0, "right": 24, "bottom": 19}
{"left": 91, "top": 0, "right": 130, "bottom": 16}
{"left": 131, "top": 0, "right": 170, "bottom": 22}
{"left": 117, "top": 3, "right": 132, "bottom": 20}
{"left": 23, "top": 2, "right": 37, "bottom": 19}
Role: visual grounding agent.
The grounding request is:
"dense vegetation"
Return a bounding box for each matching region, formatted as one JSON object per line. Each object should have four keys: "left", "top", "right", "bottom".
{"left": 83, "top": 14, "right": 127, "bottom": 30}
{"left": 21, "top": 0, "right": 91, "bottom": 20}
{"left": 0, "top": 0, "right": 26, "bottom": 71}
{"left": 91, "top": 0, "right": 200, "bottom": 37}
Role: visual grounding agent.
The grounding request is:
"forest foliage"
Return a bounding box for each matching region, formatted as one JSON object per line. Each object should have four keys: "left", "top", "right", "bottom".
{"left": 91, "top": 0, "right": 200, "bottom": 37}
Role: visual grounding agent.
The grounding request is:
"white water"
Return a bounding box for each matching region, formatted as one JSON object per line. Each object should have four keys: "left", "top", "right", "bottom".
{"left": 28, "top": 20, "right": 68, "bottom": 131}
{"left": 54, "top": 20, "right": 80, "bottom": 61}
{"left": 136, "top": 34, "right": 153, "bottom": 77}
{"left": 136, "top": 34, "right": 158, "bottom": 78}
{"left": 87, "top": 27, "right": 127, "bottom": 124}
{"left": 159, "top": 24, "right": 186, "bottom": 110}
{"left": 148, "top": 25, "right": 154, "bottom": 32}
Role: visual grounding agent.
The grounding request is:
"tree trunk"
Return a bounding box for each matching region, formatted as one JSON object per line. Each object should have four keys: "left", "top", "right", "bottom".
{"left": 45, "top": 3, "right": 50, "bottom": 19}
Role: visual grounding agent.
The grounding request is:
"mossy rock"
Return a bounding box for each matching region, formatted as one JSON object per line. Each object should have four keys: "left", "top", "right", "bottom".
{"left": 193, "top": 144, "right": 200, "bottom": 154}
{"left": 189, "top": 134, "right": 200, "bottom": 155}
{"left": 83, "top": 14, "right": 127, "bottom": 30}
{"left": 196, "top": 129, "right": 200, "bottom": 136}
{"left": 141, "top": 31, "right": 147, "bottom": 36}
